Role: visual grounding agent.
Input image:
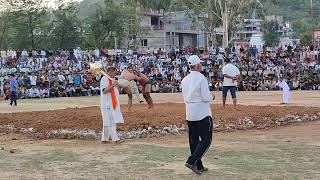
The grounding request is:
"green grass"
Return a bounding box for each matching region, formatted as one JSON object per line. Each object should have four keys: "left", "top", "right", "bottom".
{"left": 0, "top": 139, "right": 320, "bottom": 180}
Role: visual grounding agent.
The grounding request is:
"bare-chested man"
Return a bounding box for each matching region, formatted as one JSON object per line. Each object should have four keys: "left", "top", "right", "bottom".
{"left": 133, "top": 70, "right": 154, "bottom": 109}
{"left": 118, "top": 67, "right": 141, "bottom": 111}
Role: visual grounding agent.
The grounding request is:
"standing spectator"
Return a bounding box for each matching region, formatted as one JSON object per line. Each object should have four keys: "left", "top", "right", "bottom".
{"left": 222, "top": 58, "right": 240, "bottom": 108}
{"left": 181, "top": 55, "right": 214, "bottom": 174}
{"left": 276, "top": 79, "right": 291, "bottom": 104}
{"left": 9, "top": 74, "right": 18, "bottom": 106}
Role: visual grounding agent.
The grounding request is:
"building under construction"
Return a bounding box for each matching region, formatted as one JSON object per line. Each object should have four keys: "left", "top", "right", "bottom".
{"left": 125, "top": 9, "right": 208, "bottom": 50}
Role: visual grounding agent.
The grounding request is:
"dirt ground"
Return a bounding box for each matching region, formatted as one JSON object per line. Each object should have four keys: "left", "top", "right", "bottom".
{"left": 0, "top": 91, "right": 319, "bottom": 113}
{"left": 0, "top": 91, "right": 320, "bottom": 179}
{"left": 0, "top": 121, "right": 320, "bottom": 180}
{"left": 0, "top": 103, "right": 319, "bottom": 135}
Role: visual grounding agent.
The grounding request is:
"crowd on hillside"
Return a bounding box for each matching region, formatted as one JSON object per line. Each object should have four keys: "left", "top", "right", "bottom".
{"left": 0, "top": 44, "right": 320, "bottom": 100}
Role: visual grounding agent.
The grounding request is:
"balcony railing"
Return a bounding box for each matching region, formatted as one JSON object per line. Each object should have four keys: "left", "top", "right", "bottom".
{"left": 175, "top": 25, "right": 197, "bottom": 31}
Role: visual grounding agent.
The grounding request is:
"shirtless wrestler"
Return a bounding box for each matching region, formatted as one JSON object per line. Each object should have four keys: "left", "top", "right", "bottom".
{"left": 133, "top": 70, "right": 154, "bottom": 109}
{"left": 119, "top": 67, "right": 141, "bottom": 111}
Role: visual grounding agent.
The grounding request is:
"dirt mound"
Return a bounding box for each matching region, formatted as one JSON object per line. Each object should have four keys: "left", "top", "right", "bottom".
{"left": 0, "top": 103, "right": 319, "bottom": 135}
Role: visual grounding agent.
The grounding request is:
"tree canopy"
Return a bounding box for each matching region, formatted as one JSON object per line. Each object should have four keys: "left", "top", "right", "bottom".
{"left": 0, "top": 0, "right": 317, "bottom": 49}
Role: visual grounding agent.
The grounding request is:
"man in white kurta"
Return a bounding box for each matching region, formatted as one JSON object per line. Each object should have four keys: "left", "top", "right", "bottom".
{"left": 100, "top": 67, "right": 124, "bottom": 143}
{"left": 276, "top": 79, "right": 290, "bottom": 104}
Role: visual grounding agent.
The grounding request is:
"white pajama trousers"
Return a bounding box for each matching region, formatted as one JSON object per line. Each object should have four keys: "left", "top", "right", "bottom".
{"left": 282, "top": 91, "right": 290, "bottom": 104}
{"left": 101, "top": 109, "right": 120, "bottom": 142}
{"left": 131, "top": 81, "right": 142, "bottom": 101}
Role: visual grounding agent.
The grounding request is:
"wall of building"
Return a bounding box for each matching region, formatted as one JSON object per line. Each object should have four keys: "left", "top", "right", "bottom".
{"left": 180, "top": 34, "right": 196, "bottom": 48}
{"left": 198, "top": 32, "right": 208, "bottom": 49}
{"left": 314, "top": 30, "right": 320, "bottom": 43}
{"left": 140, "top": 16, "right": 151, "bottom": 29}
{"left": 122, "top": 11, "right": 208, "bottom": 49}
{"left": 140, "top": 31, "right": 166, "bottom": 49}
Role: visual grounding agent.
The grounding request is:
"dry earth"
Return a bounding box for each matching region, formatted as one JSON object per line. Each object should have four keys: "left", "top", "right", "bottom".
{"left": 0, "top": 91, "right": 320, "bottom": 179}
{"left": 0, "top": 121, "right": 319, "bottom": 179}
{"left": 0, "top": 104, "right": 319, "bottom": 138}
{"left": 0, "top": 91, "right": 319, "bottom": 113}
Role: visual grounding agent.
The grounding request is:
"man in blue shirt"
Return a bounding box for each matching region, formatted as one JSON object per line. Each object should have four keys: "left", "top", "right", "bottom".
{"left": 9, "top": 74, "right": 18, "bottom": 106}
{"left": 73, "top": 74, "right": 81, "bottom": 86}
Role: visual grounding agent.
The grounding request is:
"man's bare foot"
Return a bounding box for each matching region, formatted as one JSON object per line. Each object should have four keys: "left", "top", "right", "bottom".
{"left": 115, "top": 139, "right": 125, "bottom": 144}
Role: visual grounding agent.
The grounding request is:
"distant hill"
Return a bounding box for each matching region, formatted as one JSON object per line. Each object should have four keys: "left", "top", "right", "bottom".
{"left": 78, "top": 0, "right": 319, "bottom": 21}
{"left": 77, "top": 0, "right": 320, "bottom": 28}
{"left": 261, "top": 0, "right": 320, "bottom": 26}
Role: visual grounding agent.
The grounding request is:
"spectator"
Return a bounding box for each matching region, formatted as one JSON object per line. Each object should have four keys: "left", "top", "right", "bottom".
{"left": 0, "top": 44, "right": 319, "bottom": 101}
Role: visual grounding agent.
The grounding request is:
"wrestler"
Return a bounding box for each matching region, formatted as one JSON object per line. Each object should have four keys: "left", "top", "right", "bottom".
{"left": 133, "top": 70, "right": 154, "bottom": 109}
{"left": 118, "top": 67, "right": 141, "bottom": 111}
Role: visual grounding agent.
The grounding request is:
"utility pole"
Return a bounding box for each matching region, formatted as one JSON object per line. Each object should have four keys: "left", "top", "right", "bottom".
{"left": 310, "top": 0, "right": 315, "bottom": 45}
{"left": 208, "top": 0, "right": 215, "bottom": 47}
{"left": 222, "top": 0, "right": 229, "bottom": 48}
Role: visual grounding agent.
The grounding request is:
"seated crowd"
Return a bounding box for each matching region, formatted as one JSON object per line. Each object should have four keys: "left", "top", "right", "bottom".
{"left": 0, "top": 44, "right": 319, "bottom": 100}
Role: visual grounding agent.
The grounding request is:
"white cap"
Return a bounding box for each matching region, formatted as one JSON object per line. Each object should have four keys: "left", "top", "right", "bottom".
{"left": 187, "top": 55, "right": 203, "bottom": 66}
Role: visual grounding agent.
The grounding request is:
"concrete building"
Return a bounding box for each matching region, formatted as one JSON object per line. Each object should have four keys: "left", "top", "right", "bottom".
{"left": 231, "top": 15, "right": 293, "bottom": 47}
{"left": 313, "top": 29, "right": 320, "bottom": 45}
{"left": 232, "top": 18, "right": 263, "bottom": 47}
{"left": 125, "top": 9, "right": 208, "bottom": 50}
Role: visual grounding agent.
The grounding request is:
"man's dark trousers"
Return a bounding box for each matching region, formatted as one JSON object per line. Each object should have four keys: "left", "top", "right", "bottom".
{"left": 10, "top": 91, "right": 17, "bottom": 106}
{"left": 186, "top": 116, "right": 213, "bottom": 169}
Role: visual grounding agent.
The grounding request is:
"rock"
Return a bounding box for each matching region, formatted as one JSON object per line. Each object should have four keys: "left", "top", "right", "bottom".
{"left": 11, "top": 138, "right": 18, "bottom": 140}
{"left": 1, "top": 147, "right": 4, "bottom": 150}
{"left": 148, "top": 126, "right": 152, "bottom": 131}
{"left": 9, "top": 149, "right": 17, "bottom": 153}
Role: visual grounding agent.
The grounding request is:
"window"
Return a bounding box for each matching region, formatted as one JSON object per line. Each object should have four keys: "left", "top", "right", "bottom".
{"left": 141, "top": 39, "right": 148, "bottom": 47}
{"left": 151, "top": 17, "right": 159, "bottom": 26}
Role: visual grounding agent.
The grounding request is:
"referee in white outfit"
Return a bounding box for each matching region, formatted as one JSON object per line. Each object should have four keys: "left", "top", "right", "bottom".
{"left": 181, "top": 55, "right": 214, "bottom": 175}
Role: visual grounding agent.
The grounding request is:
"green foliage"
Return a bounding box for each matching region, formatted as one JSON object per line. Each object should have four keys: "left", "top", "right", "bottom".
{"left": 300, "top": 32, "right": 313, "bottom": 46}
{"left": 0, "top": 0, "right": 318, "bottom": 49}
{"left": 6, "top": 0, "right": 48, "bottom": 49}
{"left": 50, "top": 2, "right": 83, "bottom": 49}
{"left": 262, "top": 20, "right": 280, "bottom": 46}
{"left": 135, "top": 0, "right": 172, "bottom": 10}
{"left": 83, "top": 0, "right": 138, "bottom": 48}
{"left": 0, "top": 12, "right": 11, "bottom": 49}
{"left": 261, "top": 0, "right": 320, "bottom": 41}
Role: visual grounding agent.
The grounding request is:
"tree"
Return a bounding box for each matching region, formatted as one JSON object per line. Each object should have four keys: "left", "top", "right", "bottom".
{"left": 8, "top": 0, "right": 48, "bottom": 49}
{"left": 0, "top": 0, "right": 13, "bottom": 49}
{"left": 50, "top": 0, "right": 83, "bottom": 49}
{"left": 262, "top": 20, "right": 280, "bottom": 47}
{"left": 135, "top": 0, "right": 172, "bottom": 10}
{"left": 83, "top": 0, "right": 140, "bottom": 49}
{"left": 300, "top": 32, "right": 312, "bottom": 46}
